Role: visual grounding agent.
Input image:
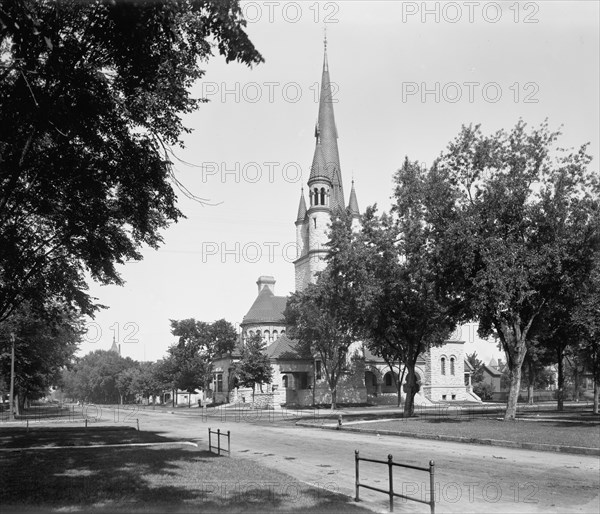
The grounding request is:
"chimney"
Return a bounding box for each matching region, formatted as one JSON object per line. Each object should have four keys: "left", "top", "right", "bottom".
{"left": 257, "top": 276, "right": 276, "bottom": 294}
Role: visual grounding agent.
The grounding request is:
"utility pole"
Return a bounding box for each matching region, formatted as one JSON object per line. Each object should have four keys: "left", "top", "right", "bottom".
{"left": 9, "top": 332, "right": 15, "bottom": 421}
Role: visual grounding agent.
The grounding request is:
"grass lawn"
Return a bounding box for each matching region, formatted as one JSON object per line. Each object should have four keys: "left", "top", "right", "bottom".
{"left": 0, "top": 427, "right": 369, "bottom": 513}
{"left": 346, "top": 416, "right": 600, "bottom": 449}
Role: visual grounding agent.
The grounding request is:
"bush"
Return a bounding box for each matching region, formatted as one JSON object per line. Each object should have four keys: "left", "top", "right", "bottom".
{"left": 473, "top": 382, "right": 495, "bottom": 401}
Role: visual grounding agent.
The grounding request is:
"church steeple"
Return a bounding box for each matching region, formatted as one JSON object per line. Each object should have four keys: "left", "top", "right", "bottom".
{"left": 110, "top": 335, "right": 120, "bottom": 355}
{"left": 296, "top": 188, "right": 307, "bottom": 222}
{"left": 309, "top": 33, "right": 344, "bottom": 210}
{"left": 348, "top": 180, "right": 360, "bottom": 217}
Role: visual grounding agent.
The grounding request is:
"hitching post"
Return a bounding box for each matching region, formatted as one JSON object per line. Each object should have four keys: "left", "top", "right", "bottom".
{"left": 208, "top": 427, "right": 211, "bottom": 453}
{"left": 227, "top": 430, "right": 230, "bottom": 456}
{"left": 429, "top": 460, "right": 435, "bottom": 514}
{"left": 354, "top": 450, "right": 360, "bottom": 501}
{"left": 388, "top": 454, "right": 394, "bottom": 512}
{"left": 217, "top": 429, "right": 221, "bottom": 456}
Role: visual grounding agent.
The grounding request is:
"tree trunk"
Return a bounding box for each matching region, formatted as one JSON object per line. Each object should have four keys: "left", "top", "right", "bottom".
{"left": 397, "top": 365, "right": 406, "bottom": 408}
{"left": 557, "top": 349, "right": 564, "bottom": 411}
{"left": 527, "top": 359, "right": 534, "bottom": 405}
{"left": 505, "top": 366, "right": 523, "bottom": 420}
{"left": 330, "top": 387, "right": 337, "bottom": 410}
{"left": 403, "top": 366, "right": 417, "bottom": 417}
{"left": 573, "top": 364, "right": 581, "bottom": 402}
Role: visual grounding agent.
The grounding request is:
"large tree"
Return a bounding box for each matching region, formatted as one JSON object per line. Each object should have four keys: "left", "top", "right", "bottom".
{"left": 436, "top": 120, "right": 599, "bottom": 420}
{"left": 0, "top": 301, "right": 82, "bottom": 413}
{"left": 0, "top": 1, "right": 262, "bottom": 323}
{"left": 169, "top": 318, "right": 237, "bottom": 405}
{"left": 62, "top": 349, "right": 136, "bottom": 404}
{"left": 353, "top": 159, "right": 462, "bottom": 417}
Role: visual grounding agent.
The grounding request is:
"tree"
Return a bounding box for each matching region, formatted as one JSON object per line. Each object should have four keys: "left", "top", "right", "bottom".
{"left": 435, "top": 120, "right": 599, "bottom": 420}
{"left": 234, "top": 333, "right": 273, "bottom": 398}
{"left": 130, "top": 361, "right": 162, "bottom": 404}
{"left": 571, "top": 258, "right": 600, "bottom": 413}
{"left": 352, "top": 159, "right": 462, "bottom": 417}
{"left": 169, "top": 318, "right": 237, "bottom": 405}
{"left": 285, "top": 212, "right": 365, "bottom": 410}
{"left": 62, "top": 350, "right": 136, "bottom": 404}
{"left": 0, "top": 302, "right": 81, "bottom": 413}
{"left": 466, "top": 352, "right": 484, "bottom": 385}
{"left": 0, "top": 1, "right": 262, "bottom": 324}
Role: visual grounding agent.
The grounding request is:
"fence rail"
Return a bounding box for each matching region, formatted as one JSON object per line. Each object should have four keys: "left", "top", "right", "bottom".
{"left": 355, "top": 450, "right": 435, "bottom": 513}
{"left": 208, "top": 428, "right": 230, "bottom": 456}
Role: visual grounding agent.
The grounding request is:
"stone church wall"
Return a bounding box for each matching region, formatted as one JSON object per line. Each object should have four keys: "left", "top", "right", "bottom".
{"left": 424, "top": 342, "right": 470, "bottom": 401}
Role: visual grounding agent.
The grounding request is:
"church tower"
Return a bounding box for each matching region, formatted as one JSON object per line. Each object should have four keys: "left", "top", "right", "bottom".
{"left": 294, "top": 35, "right": 359, "bottom": 291}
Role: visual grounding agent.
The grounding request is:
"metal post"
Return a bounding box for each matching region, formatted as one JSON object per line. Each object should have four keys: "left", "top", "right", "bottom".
{"left": 388, "top": 454, "right": 394, "bottom": 512}
{"left": 136, "top": 418, "right": 139, "bottom": 431}
{"left": 8, "top": 333, "right": 15, "bottom": 421}
{"left": 208, "top": 428, "right": 211, "bottom": 452}
{"left": 429, "top": 460, "right": 435, "bottom": 514}
{"left": 217, "top": 429, "right": 221, "bottom": 456}
{"left": 85, "top": 418, "right": 88, "bottom": 428}
{"left": 354, "top": 450, "right": 360, "bottom": 501}
{"left": 227, "top": 430, "right": 230, "bottom": 456}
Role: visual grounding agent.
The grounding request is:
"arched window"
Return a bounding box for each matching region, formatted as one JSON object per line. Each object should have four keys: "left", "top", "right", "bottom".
{"left": 281, "top": 330, "right": 286, "bottom": 337}
{"left": 441, "top": 357, "right": 446, "bottom": 375}
{"left": 256, "top": 330, "right": 261, "bottom": 338}
{"left": 384, "top": 372, "right": 393, "bottom": 387}
{"left": 309, "top": 189, "right": 313, "bottom": 206}
{"left": 282, "top": 375, "right": 288, "bottom": 388}
{"left": 264, "top": 330, "right": 270, "bottom": 342}
{"left": 320, "top": 187, "right": 326, "bottom": 205}
{"left": 273, "top": 330, "right": 278, "bottom": 340}
{"left": 314, "top": 188, "right": 319, "bottom": 205}
{"left": 249, "top": 330, "right": 254, "bottom": 337}
{"left": 450, "top": 357, "right": 455, "bottom": 375}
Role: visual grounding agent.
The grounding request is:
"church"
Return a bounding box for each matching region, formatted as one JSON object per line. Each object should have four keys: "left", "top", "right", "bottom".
{"left": 212, "top": 39, "right": 481, "bottom": 408}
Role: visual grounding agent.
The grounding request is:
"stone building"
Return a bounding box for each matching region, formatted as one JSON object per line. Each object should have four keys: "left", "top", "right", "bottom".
{"left": 215, "top": 38, "right": 480, "bottom": 407}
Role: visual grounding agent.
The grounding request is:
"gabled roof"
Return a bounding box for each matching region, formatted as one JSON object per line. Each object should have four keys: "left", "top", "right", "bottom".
{"left": 265, "top": 335, "right": 306, "bottom": 360}
{"left": 241, "top": 286, "right": 287, "bottom": 325}
{"left": 482, "top": 364, "right": 502, "bottom": 377}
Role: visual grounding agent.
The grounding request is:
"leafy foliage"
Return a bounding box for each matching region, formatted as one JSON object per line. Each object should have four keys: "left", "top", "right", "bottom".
{"left": 352, "top": 159, "right": 462, "bottom": 416}
{"left": 234, "top": 333, "right": 273, "bottom": 394}
{"left": 62, "top": 349, "right": 136, "bottom": 404}
{"left": 0, "top": 1, "right": 262, "bottom": 323}
{"left": 0, "top": 302, "right": 82, "bottom": 409}
{"left": 285, "top": 213, "right": 364, "bottom": 409}
{"left": 435, "top": 120, "right": 599, "bottom": 419}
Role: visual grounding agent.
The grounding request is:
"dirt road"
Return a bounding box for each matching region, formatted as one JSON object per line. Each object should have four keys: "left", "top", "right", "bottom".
{"left": 103, "top": 406, "right": 600, "bottom": 513}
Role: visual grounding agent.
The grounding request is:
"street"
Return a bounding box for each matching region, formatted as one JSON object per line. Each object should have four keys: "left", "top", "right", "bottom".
{"left": 101, "top": 405, "right": 600, "bottom": 513}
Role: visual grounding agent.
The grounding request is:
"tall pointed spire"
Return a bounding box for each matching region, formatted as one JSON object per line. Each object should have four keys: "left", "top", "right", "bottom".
{"left": 110, "top": 335, "right": 119, "bottom": 354}
{"left": 296, "top": 188, "right": 307, "bottom": 222}
{"left": 308, "top": 33, "right": 344, "bottom": 209}
{"left": 348, "top": 180, "right": 359, "bottom": 217}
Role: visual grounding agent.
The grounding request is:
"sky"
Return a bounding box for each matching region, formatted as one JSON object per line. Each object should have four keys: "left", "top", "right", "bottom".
{"left": 78, "top": 0, "right": 600, "bottom": 365}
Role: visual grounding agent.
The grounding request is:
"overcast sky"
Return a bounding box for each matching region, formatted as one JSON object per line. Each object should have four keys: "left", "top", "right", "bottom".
{"left": 79, "top": 1, "right": 600, "bottom": 365}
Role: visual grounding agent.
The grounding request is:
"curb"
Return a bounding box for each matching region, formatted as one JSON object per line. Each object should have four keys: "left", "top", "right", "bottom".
{"left": 0, "top": 441, "right": 199, "bottom": 452}
{"left": 295, "top": 421, "right": 600, "bottom": 456}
